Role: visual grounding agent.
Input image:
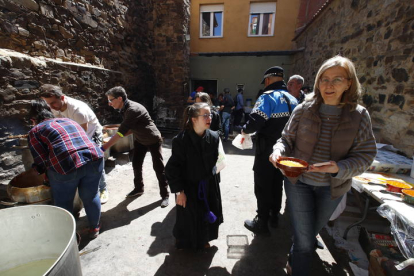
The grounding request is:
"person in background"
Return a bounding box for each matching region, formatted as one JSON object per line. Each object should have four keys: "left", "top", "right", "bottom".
{"left": 165, "top": 102, "right": 223, "bottom": 250}
{"left": 233, "top": 88, "right": 244, "bottom": 127}
{"left": 102, "top": 86, "right": 169, "bottom": 208}
{"left": 28, "top": 99, "right": 103, "bottom": 239}
{"left": 221, "top": 88, "right": 235, "bottom": 142}
{"left": 195, "top": 92, "right": 223, "bottom": 136}
{"left": 270, "top": 56, "right": 377, "bottom": 275}
{"left": 287, "top": 75, "right": 306, "bottom": 104}
{"left": 40, "top": 84, "right": 109, "bottom": 204}
{"left": 209, "top": 92, "right": 220, "bottom": 107}
{"left": 187, "top": 86, "right": 204, "bottom": 104}
{"left": 242, "top": 66, "right": 298, "bottom": 235}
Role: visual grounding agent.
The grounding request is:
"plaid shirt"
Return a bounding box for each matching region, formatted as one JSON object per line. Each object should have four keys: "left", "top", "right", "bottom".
{"left": 28, "top": 118, "right": 103, "bottom": 175}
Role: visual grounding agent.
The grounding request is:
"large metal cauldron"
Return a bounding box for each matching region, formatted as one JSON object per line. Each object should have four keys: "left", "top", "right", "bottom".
{"left": 103, "top": 124, "right": 134, "bottom": 153}
{"left": 0, "top": 205, "right": 82, "bottom": 276}
{"left": 7, "top": 170, "right": 83, "bottom": 215}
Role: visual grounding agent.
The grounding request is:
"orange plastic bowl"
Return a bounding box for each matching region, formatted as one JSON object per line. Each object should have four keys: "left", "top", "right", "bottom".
{"left": 276, "top": 157, "right": 309, "bottom": 177}
{"left": 385, "top": 180, "right": 411, "bottom": 193}
{"left": 401, "top": 189, "right": 414, "bottom": 205}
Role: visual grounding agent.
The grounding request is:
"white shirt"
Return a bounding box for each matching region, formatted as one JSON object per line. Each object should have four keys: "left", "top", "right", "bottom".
{"left": 52, "top": 96, "right": 102, "bottom": 139}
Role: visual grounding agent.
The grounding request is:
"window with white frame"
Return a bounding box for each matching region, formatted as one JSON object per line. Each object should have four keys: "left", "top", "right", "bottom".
{"left": 200, "top": 4, "right": 223, "bottom": 38}
{"left": 248, "top": 2, "right": 276, "bottom": 36}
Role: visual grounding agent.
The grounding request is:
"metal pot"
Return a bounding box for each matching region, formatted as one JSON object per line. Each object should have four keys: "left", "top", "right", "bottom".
{"left": 8, "top": 171, "right": 51, "bottom": 203}
{"left": 7, "top": 170, "right": 83, "bottom": 214}
{"left": 0, "top": 205, "right": 82, "bottom": 275}
{"left": 103, "top": 124, "right": 134, "bottom": 153}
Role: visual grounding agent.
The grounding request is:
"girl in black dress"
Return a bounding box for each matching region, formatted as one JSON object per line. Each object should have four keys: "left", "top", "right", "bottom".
{"left": 165, "top": 102, "right": 223, "bottom": 250}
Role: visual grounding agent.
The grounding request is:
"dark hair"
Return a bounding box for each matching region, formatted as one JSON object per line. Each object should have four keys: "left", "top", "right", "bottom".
{"left": 39, "top": 84, "right": 64, "bottom": 98}
{"left": 106, "top": 86, "right": 127, "bottom": 101}
{"left": 29, "top": 99, "right": 55, "bottom": 124}
{"left": 237, "top": 88, "right": 243, "bottom": 93}
{"left": 194, "top": 92, "right": 213, "bottom": 106}
{"left": 181, "top": 102, "right": 209, "bottom": 130}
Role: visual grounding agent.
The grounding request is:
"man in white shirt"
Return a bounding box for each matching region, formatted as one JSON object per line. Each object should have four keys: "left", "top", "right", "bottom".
{"left": 40, "top": 84, "right": 109, "bottom": 204}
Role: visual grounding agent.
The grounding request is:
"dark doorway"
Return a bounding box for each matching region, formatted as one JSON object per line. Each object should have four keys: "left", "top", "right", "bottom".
{"left": 191, "top": 80, "right": 218, "bottom": 96}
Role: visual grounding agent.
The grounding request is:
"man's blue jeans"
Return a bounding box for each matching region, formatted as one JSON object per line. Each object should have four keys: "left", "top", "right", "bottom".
{"left": 284, "top": 178, "right": 343, "bottom": 276}
{"left": 48, "top": 158, "right": 103, "bottom": 228}
{"left": 222, "top": 112, "right": 231, "bottom": 140}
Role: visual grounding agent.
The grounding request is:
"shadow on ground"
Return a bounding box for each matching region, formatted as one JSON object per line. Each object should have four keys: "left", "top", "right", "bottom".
{"left": 78, "top": 197, "right": 161, "bottom": 250}
{"left": 154, "top": 246, "right": 223, "bottom": 276}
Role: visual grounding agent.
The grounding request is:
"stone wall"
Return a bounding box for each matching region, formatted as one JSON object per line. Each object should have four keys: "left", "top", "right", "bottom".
{"left": 292, "top": 0, "right": 414, "bottom": 157}
{"left": 0, "top": 0, "right": 190, "bottom": 181}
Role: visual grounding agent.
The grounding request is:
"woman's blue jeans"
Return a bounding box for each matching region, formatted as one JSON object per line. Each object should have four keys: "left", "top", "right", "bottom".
{"left": 48, "top": 158, "right": 103, "bottom": 228}
{"left": 284, "top": 178, "right": 343, "bottom": 276}
{"left": 222, "top": 112, "right": 231, "bottom": 140}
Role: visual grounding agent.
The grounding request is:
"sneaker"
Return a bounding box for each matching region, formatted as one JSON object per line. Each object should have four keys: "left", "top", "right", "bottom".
{"left": 100, "top": 189, "right": 109, "bottom": 204}
{"left": 160, "top": 197, "right": 169, "bottom": 208}
{"left": 89, "top": 224, "right": 101, "bottom": 239}
{"left": 126, "top": 188, "right": 144, "bottom": 198}
{"left": 244, "top": 215, "right": 270, "bottom": 236}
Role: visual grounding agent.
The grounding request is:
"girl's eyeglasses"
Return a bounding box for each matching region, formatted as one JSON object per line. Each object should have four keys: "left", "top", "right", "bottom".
{"left": 196, "top": 114, "right": 213, "bottom": 120}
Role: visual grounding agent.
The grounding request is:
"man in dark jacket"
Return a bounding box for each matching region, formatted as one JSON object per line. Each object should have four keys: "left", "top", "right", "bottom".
{"left": 102, "top": 86, "right": 169, "bottom": 208}
{"left": 241, "top": 66, "right": 298, "bottom": 235}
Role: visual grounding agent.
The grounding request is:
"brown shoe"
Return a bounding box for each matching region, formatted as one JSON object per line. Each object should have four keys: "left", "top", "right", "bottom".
{"left": 286, "top": 261, "right": 292, "bottom": 275}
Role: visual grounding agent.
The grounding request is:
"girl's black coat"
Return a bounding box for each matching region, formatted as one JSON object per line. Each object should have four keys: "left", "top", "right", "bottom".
{"left": 166, "top": 129, "right": 223, "bottom": 249}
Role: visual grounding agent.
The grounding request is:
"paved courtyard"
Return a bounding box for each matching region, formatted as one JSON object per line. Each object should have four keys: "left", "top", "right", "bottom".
{"left": 73, "top": 135, "right": 352, "bottom": 276}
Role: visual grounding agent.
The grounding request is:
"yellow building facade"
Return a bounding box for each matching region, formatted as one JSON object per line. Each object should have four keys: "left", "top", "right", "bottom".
{"left": 189, "top": 0, "right": 301, "bottom": 102}
{"left": 190, "top": 0, "right": 300, "bottom": 53}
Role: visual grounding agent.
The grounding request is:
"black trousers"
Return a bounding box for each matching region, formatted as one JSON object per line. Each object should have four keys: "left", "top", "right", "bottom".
{"left": 253, "top": 148, "right": 284, "bottom": 221}
{"left": 233, "top": 108, "right": 244, "bottom": 126}
{"left": 132, "top": 140, "right": 169, "bottom": 198}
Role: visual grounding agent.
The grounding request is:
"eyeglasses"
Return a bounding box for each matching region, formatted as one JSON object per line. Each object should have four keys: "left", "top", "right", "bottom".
{"left": 319, "top": 77, "right": 350, "bottom": 86}
{"left": 197, "top": 114, "right": 213, "bottom": 120}
{"left": 108, "top": 97, "right": 117, "bottom": 103}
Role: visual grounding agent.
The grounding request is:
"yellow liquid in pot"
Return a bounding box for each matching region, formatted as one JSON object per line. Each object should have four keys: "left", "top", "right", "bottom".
{"left": 0, "top": 258, "right": 57, "bottom": 276}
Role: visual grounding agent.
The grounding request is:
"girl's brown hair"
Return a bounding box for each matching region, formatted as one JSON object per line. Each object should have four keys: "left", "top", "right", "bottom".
{"left": 181, "top": 102, "right": 209, "bottom": 130}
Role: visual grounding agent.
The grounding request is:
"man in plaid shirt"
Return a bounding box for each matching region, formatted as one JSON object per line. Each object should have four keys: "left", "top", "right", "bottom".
{"left": 28, "top": 99, "right": 104, "bottom": 239}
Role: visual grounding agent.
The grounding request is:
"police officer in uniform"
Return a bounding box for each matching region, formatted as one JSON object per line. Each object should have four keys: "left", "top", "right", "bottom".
{"left": 242, "top": 66, "right": 298, "bottom": 235}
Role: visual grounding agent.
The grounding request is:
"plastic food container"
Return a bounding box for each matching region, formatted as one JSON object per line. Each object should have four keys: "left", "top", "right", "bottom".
{"left": 401, "top": 189, "right": 414, "bottom": 205}
{"left": 385, "top": 180, "right": 412, "bottom": 193}
{"left": 276, "top": 157, "right": 308, "bottom": 177}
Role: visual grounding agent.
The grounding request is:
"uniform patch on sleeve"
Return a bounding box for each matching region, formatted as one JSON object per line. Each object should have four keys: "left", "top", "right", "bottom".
{"left": 251, "top": 109, "right": 268, "bottom": 120}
